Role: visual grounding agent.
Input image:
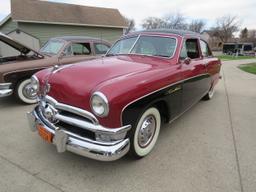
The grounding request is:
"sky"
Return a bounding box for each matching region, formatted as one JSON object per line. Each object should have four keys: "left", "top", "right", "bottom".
{"left": 0, "top": 0, "right": 256, "bottom": 30}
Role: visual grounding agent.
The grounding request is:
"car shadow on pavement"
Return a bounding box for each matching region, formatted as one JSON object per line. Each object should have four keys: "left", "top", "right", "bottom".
{"left": 0, "top": 96, "right": 26, "bottom": 108}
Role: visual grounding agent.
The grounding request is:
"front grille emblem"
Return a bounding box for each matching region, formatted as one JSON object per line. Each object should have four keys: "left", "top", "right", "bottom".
{"left": 42, "top": 103, "right": 58, "bottom": 124}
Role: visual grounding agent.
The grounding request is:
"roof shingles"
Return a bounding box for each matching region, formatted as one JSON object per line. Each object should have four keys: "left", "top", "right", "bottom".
{"left": 11, "top": 0, "right": 127, "bottom": 28}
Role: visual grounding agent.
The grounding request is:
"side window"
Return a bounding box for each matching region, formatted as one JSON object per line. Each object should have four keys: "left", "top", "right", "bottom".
{"left": 180, "top": 39, "right": 200, "bottom": 60}
{"left": 200, "top": 40, "right": 212, "bottom": 57}
{"left": 185, "top": 39, "right": 200, "bottom": 59}
{"left": 94, "top": 43, "right": 110, "bottom": 55}
{"left": 63, "top": 45, "right": 73, "bottom": 56}
{"left": 180, "top": 41, "right": 188, "bottom": 60}
{"left": 72, "top": 43, "right": 91, "bottom": 55}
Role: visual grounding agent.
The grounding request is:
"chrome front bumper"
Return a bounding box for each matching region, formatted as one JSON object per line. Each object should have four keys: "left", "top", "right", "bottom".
{"left": 0, "top": 83, "right": 13, "bottom": 97}
{"left": 27, "top": 106, "right": 131, "bottom": 161}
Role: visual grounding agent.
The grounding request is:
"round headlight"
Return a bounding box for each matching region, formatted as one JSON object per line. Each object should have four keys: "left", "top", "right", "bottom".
{"left": 30, "top": 75, "right": 40, "bottom": 93}
{"left": 91, "top": 92, "right": 109, "bottom": 117}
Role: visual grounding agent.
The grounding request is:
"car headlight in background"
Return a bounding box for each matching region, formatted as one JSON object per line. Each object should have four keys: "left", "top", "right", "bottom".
{"left": 91, "top": 92, "right": 109, "bottom": 117}
{"left": 30, "top": 75, "right": 40, "bottom": 94}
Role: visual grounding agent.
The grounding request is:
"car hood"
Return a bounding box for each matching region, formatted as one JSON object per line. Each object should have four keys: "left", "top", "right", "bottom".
{"left": 0, "top": 33, "right": 43, "bottom": 57}
{"left": 46, "top": 55, "right": 162, "bottom": 109}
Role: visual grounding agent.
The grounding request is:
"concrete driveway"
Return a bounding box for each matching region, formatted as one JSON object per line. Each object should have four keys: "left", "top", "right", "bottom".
{"left": 0, "top": 59, "right": 256, "bottom": 192}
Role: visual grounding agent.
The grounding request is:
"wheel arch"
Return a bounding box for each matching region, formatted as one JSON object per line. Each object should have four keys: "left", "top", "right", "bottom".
{"left": 122, "top": 97, "right": 171, "bottom": 128}
{"left": 3, "top": 69, "right": 42, "bottom": 88}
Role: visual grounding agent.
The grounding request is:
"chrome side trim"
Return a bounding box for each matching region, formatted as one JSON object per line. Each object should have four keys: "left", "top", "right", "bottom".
{"left": 120, "top": 73, "right": 210, "bottom": 125}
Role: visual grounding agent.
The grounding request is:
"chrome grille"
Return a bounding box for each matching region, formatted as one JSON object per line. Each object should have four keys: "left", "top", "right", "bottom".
{"left": 37, "top": 95, "right": 131, "bottom": 143}
{"left": 44, "top": 95, "right": 98, "bottom": 125}
{"left": 39, "top": 95, "right": 99, "bottom": 140}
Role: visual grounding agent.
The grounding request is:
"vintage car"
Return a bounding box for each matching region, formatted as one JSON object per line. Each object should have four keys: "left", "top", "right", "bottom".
{"left": 27, "top": 29, "right": 221, "bottom": 161}
{"left": 0, "top": 33, "right": 111, "bottom": 104}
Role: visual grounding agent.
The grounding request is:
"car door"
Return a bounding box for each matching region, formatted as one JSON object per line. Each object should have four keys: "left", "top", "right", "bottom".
{"left": 200, "top": 39, "right": 221, "bottom": 88}
{"left": 180, "top": 38, "right": 210, "bottom": 112}
{"left": 59, "top": 42, "right": 96, "bottom": 65}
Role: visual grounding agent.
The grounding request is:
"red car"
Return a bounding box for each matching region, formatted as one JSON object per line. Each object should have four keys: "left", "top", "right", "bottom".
{"left": 27, "top": 29, "right": 221, "bottom": 161}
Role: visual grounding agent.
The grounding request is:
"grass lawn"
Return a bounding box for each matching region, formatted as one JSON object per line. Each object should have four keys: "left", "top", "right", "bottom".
{"left": 217, "top": 55, "right": 256, "bottom": 61}
{"left": 238, "top": 63, "right": 256, "bottom": 74}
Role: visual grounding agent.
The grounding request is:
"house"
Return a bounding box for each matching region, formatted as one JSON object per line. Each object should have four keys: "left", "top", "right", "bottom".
{"left": 201, "top": 30, "right": 223, "bottom": 51}
{"left": 0, "top": 0, "right": 127, "bottom": 51}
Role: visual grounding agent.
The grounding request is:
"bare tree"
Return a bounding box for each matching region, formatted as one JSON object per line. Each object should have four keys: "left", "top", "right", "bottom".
{"left": 141, "top": 17, "right": 166, "bottom": 29}
{"left": 163, "top": 13, "right": 187, "bottom": 30}
{"left": 124, "top": 17, "right": 136, "bottom": 34}
{"left": 188, "top": 19, "right": 205, "bottom": 33}
{"left": 248, "top": 30, "right": 256, "bottom": 39}
{"left": 212, "top": 15, "right": 240, "bottom": 42}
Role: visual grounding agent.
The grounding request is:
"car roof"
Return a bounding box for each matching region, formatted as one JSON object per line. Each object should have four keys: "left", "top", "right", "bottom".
{"left": 50, "top": 36, "right": 109, "bottom": 43}
{"left": 126, "top": 29, "right": 204, "bottom": 39}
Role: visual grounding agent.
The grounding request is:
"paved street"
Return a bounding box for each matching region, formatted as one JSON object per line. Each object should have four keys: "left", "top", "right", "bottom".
{"left": 0, "top": 59, "right": 256, "bottom": 192}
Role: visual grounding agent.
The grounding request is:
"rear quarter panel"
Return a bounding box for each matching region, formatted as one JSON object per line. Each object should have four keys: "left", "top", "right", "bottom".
{"left": 206, "top": 57, "right": 221, "bottom": 86}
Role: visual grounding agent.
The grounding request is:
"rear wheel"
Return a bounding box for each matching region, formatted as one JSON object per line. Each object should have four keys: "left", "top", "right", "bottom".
{"left": 203, "top": 85, "right": 215, "bottom": 100}
{"left": 15, "top": 79, "right": 37, "bottom": 104}
{"left": 129, "top": 107, "right": 161, "bottom": 158}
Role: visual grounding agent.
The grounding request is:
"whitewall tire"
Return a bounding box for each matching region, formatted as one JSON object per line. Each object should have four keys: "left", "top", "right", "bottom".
{"left": 130, "top": 107, "right": 161, "bottom": 158}
{"left": 15, "top": 79, "right": 38, "bottom": 104}
{"left": 203, "top": 85, "right": 215, "bottom": 100}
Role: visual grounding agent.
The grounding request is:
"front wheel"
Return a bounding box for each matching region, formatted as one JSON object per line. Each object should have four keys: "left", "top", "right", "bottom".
{"left": 15, "top": 79, "right": 38, "bottom": 104}
{"left": 129, "top": 107, "right": 161, "bottom": 158}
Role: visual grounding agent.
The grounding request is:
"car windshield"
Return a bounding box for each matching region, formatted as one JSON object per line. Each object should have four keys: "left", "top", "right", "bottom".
{"left": 40, "top": 40, "right": 65, "bottom": 55}
{"left": 107, "top": 35, "right": 176, "bottom": 58}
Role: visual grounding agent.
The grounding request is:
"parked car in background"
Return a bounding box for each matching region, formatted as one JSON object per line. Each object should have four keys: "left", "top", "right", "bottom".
{"left": 27, "top": 29, "right": 221, "bottom": 161}
{"left": 223, "top": 42, "right": 254, "bottom": 56}
{"left": 0, "top": 33, "right": 111, "bottom": 104}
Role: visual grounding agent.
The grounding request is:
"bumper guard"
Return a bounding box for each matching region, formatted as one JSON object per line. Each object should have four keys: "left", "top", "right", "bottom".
{"left": 27, "top": 107, "right": 131, "bottom": 161}
{"left": 0, "top": 83, "right": 13, "bottom": 97}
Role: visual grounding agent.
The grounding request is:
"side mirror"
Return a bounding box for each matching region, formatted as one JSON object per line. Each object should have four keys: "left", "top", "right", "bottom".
{"left": 184, "top": 57, "right": 191, "bottom": 65}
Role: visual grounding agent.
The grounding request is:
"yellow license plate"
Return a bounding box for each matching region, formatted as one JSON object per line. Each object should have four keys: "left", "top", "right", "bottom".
{"left": 37, "top": 124, "right": 53, "bottom": 143}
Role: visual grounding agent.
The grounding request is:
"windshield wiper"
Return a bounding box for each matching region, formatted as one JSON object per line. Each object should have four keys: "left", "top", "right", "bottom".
{"left": 153, "top": 54, "right": 169, "bottom": 58}
{"left": 105, "top": 53, "right": 117, "bottom": 57}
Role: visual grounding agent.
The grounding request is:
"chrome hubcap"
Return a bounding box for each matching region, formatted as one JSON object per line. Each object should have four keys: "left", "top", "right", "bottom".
{"left": 23, "top": 82, "right": 37, "bottom": 100}
{"left": 138, "top": 115, "right": 156, "bottom": 148}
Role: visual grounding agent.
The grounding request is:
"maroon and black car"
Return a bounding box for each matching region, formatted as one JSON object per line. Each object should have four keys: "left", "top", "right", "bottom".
{"left": 27, "top": 29, "right": 221, "bottom": 161}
